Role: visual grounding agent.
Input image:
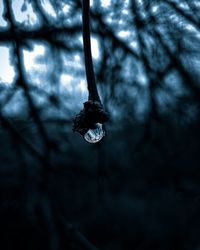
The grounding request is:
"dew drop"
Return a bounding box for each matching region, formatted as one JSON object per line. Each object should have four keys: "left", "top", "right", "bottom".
{"left": 84, "top": 123, "right": 105, "bottom": 143}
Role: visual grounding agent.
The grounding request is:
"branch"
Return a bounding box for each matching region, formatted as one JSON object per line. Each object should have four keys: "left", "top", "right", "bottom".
{"left": 4, "top": 0, "right": 55, "bottom": 154}
{"left": 165, "top": 0, "right": 200, "bottom": 31}
{"left": 82, "top": 0, "right": 100, "bottom": 102}
{"left": 0, "top": 25, "right": 81, "bottom": 42}
{"left": 144, "top": 1, "right": 200, "bottom": 101}
{"left": 91, "top": 11, "right": 140, "bottom": 60}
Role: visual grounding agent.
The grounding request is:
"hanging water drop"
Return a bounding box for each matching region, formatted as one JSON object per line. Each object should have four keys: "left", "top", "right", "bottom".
{"left": 84, "top": 123, "right": 105, "bottom": 143}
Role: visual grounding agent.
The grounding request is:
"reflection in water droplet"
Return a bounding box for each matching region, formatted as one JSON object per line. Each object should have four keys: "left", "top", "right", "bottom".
{"left": 84, "top": 123, "right": 105, "bottom": 143}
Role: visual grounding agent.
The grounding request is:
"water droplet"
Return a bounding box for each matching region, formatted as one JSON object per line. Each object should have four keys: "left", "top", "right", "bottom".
{"left": 84, "top": 123, "right": 105, "bottom": 143}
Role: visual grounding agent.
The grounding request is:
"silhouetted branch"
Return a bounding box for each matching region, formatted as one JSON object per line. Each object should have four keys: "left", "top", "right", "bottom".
{"left": 0, "top": 25, "right": 81, "bottom": 43}
{"left": 165, "top": 0, "right": 200, "bottom": 31}
{"left": 147, "top": 5, "right": 200, "bottom": 100}
{"left": 82, "top": 0, "right": 100, "bottom": 102}
{"left": 91, "top": 11, "right": 140, "bottom": 60}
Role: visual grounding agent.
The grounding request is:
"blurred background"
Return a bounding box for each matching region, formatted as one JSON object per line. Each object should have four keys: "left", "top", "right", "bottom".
{"left": 0, "top": 0, "right": 200, "bottom": 249}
